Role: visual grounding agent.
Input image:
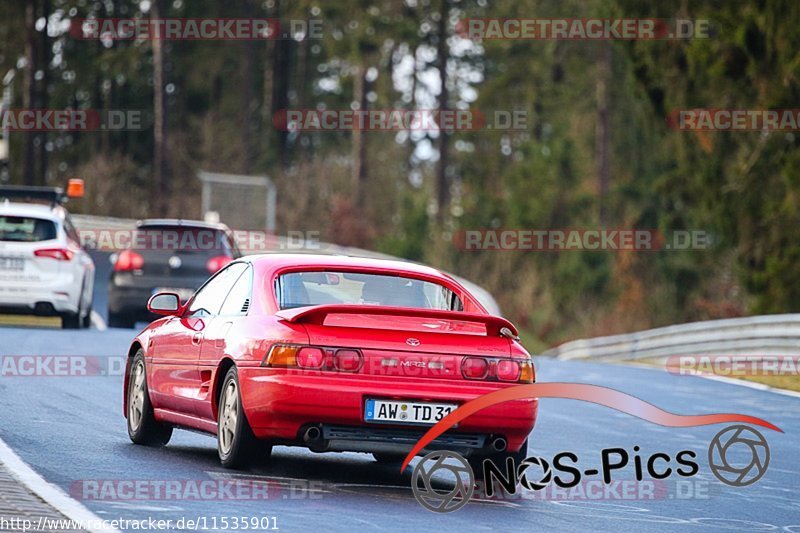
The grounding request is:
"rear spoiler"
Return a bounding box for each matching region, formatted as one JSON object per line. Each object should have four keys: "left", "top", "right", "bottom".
{"left": 275, "top": 304, "right": 519, "bottom": 338}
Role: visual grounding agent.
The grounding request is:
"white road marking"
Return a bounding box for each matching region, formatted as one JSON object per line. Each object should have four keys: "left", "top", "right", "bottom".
{"left": 0, "top": 436, "right": 122, "bottom": 533}
{"left": 91, "top": 310, "right": 107, "bottom": 331}
{"left": 696, "top": 372, "right": 800, "bottom": 399}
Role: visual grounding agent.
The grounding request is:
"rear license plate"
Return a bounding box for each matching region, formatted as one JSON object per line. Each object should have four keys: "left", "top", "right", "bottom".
{"left": 153, "top": 287, "right": 195, "bottom": 301}
{"left": 0, "top": 256, "right": 24, "bottom": 271}
{"left": 365, "top": 399, "right": 457, "bottom": 425}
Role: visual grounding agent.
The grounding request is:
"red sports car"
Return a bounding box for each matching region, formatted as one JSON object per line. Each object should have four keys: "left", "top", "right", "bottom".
{"left": 124, "top": 254, "right": 537, "bottom": 469}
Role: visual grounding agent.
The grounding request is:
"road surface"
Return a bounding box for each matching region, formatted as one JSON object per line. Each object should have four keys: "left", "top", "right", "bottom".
{"left": 0, "top": 323, "right": 797, "bottom": 532}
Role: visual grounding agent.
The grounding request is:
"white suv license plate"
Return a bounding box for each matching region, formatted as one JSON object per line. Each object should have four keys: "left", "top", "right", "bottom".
{"left": 365, "top": 399, "right": 457, "bottom": 425}
{"left": 0, "top": 256, "right": 24, "bottom": 271}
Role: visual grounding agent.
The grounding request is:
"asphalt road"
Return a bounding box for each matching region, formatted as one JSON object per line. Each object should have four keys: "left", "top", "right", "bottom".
{"left": 0, "top": 321, "right": 798, "bottom": 532}
{"left": 88, "top": 250, "right": 113, "bottom": 324}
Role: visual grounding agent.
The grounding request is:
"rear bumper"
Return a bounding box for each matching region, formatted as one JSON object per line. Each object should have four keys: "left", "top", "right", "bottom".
{"left": 108, "top": 275, "right": 203, "bottom": 316}
{"left": 107, "top": 285, "right": 154, "bottom": 317}
{"left": 238, "top": 368, "right": 538, "bottom": 454}
{"left": 0, "top": 275, "right": 81, "bottom": 314}
{"left": 318, "top": 424, "right": 490, "bottom": 456}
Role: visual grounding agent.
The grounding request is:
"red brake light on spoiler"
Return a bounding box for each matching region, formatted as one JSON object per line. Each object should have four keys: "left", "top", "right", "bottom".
{"left": 114, "top": 250, "right": 144, "bottom": 271}
{"left": 34, "top": 248, "right": 74, "bottom": 261}
{"left": 207, "top": 255, "right": 233, "bottom": 274}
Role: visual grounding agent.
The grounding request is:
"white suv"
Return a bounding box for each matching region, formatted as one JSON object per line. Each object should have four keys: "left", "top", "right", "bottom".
{"left": 0, "top": 185, "right": 95, "bottom": 328}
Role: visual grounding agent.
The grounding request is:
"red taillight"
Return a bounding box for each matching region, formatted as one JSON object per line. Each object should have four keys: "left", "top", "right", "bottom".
{"left": 296, "top": 347, "right": 325, "bottom": 369}
{"left": 334, "top": 349, "right": 363, "bottom": 372}
{"left": 34, "top": 248, "right": 74, "bottom": 261}
{"left": 264, "top": 344, "right": 364, "bottom": 373}
{"left": 206, "top": 255, "right": 233, "bottom": 274}
{"left": 462, "top": 357, "right": 489, "bottom": 379}
{"left": 461, "top": 356, "right": 530, "bottom": 382}
{"left": 114, "top": 250, "right": 144, "bottom": 271}
{"left": 496, "top": 360, "right": 521, "bottom": 382}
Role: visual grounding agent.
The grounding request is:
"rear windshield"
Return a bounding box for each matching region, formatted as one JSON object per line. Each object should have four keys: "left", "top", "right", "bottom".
{"left": 0, "top": 216, "right": 57, "bottom": 242}
{"left": 276, "top": 271, "right": 464, "bottom": 311}
{"left": 132, "top": 225, "right": 232, "bottom": 254}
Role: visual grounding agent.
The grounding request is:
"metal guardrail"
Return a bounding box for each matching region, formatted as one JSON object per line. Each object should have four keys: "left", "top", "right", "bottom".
{"left": 543, "top": 314, "right": 800, "bottom": 361}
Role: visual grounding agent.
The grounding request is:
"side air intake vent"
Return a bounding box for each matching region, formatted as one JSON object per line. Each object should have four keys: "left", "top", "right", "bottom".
{"left": 240, "top": 299, "right": 250, "bottom": 313}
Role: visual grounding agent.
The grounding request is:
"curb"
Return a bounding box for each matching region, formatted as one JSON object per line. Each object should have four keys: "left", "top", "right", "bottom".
{"left": 0, "top": 436, "right": 121, "bottom": 533}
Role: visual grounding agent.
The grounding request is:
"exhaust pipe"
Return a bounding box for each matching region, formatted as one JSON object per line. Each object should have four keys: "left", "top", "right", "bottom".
{"left": 491, "top": 437, "right": 507, "bottom": 452}
{"left": 303, "top": 425, "right": 322, "bottom": 443}
{"left": 302, "top": 425, "right": 328, "bottom": 452}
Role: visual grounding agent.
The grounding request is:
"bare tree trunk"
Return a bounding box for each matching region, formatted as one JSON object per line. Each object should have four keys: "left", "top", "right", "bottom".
{"left": 596, "top": 42, "right": 611, "bottom": 226}
{"left": 269, "top": 0, "right": 291, "bottom": 166}
{"left": 260, "top": 1, "right": 276, "bottom": 163}
{"left": 351, "top": 65, "right": 368, "bottom": 210}
{"left": 296, "top": 36, "right": 310, "bottom": 108}
{"left": 262, "top": 38, "right": 274, "bottom": 118}
{"left": 39, "top": 0, "right": 49, "bottom": 184}
{"left": 239, "top": 41, "right": 256, "bottom": 173}
{"left": 151, "top": 0, "right": 169, "bottom": 216}
{"left": 22, "top": 0, "right": 38, "bottom": 185}
{"left": 435, "top": 0, "right": 451, "bottom": 219}
{"left": 238, "top": 0, "right": 257, "bottom": 173}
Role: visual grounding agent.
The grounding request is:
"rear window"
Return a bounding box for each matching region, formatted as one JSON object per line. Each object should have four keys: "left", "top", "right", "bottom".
{"left": 0, "top": 216, "right": 57, "bottom": 242}
{"left": 276, "top": 271, "right": 464, "bottom": 311}
{"left": 132, "top": 225, "right": 232, "bottom": 254}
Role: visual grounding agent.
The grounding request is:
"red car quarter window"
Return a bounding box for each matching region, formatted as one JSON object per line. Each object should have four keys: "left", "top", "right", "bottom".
{"left": 186, "top": 262, "right": 247, "bottom": 317}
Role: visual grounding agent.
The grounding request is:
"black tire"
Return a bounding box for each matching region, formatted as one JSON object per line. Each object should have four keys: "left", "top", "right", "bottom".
{"left": 372, "top": 452, "right": 406, "bottom": 464}
{"left": 81, "top": 305, "right": 92, "bottom": 329}
{"left": 64, "top": 278, "right": 88, "bottom": 329}
{"left": 470, "top": 439, "right": 529, "bottom": 479}
{"left": 62, "top": 312, "right": 81, "bottom": 329}
{"left": 109, "top": 311, "right": 136, "bottom": 329}
{"left": 217, "top": 366, "right": 271, "bottom": 469}
{"left": 127, "top": 351, "right": 173, "bottom": 446}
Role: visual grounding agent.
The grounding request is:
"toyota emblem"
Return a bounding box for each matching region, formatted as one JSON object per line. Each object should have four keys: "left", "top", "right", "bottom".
{"left": 406, "top": 338, "right": 421, "bottom": 347}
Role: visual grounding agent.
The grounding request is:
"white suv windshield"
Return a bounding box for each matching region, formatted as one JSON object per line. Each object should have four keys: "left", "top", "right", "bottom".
{"left": 276, "top": 271, "right": 463, "bottom": 311}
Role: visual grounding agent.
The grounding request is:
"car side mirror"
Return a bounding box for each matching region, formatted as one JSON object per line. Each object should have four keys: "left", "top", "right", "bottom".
{"left": 147, "top": 292, "right": 182, "bottom": 316}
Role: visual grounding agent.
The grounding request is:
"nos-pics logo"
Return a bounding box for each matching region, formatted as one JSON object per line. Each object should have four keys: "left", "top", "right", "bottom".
{"left": 410, "top": 425, "right": 770, "bottom": 513}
